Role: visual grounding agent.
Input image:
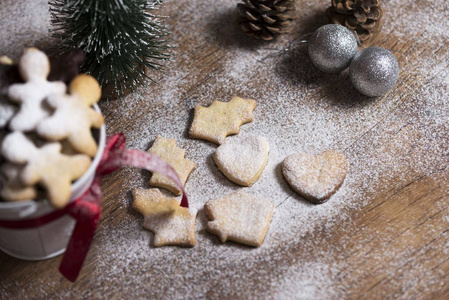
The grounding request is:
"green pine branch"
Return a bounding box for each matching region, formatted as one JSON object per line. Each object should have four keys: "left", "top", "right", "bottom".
{"left": 49, "top": 0, "right": 171, "bottom": 98}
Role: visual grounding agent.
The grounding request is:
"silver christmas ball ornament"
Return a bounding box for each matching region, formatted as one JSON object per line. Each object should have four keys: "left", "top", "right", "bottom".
{"left": 349, "top": 47, "right": 399, "bottom": 97}
{"left": 308, "top": 24, "right": 358, "bottom": 73}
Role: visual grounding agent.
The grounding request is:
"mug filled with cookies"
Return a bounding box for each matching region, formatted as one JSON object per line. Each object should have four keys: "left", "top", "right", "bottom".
{"left": 0, "top": 48, "right": 106, "bottom": 260}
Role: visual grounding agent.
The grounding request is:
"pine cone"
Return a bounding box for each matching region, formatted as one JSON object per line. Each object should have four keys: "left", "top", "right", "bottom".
{"left": 326, "top": 0, "right": 383, "bottom": 45}
{"left": 237, "top": 0, "right": 297, "bottom": 41}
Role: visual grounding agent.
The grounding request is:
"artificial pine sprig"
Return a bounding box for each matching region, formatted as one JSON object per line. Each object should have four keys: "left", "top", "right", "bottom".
{"left": 49, "top": 0, "right": 171, "bottom": 98}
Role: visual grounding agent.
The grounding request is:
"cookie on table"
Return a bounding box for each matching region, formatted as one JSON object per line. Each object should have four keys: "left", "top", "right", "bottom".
{"left": 189, "top": 96, "right": 256, "bottom": 145}
{"left": 132, "top": 188, "right": 197, "bottom": 247}
{"left": 282, "top": 150, "right": 348, "bottom": 204}
{"left": 1, "top": 132, "right": 91, "bottom": 208}
{"left": 213, "top": 136, "right": 269, "bottom": 186}
{"left": 147, "top": 136, "right": 195, "bottom": 196}
{"left": 204, "top": 191, "right": 274, "bottom": 247}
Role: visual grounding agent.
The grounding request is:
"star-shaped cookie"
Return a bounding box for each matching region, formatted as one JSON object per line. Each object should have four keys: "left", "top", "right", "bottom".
{"left": 147, "top": 136, "right": 196, "bottom": 196}
{"left": 189, "top": 96, "right": 257, "bottom": 145}
{"left": 132, "top": 188, "right": 197, "bottom": 247}
{"left": 204, "top": 191, "right": 274, "bottom": 247}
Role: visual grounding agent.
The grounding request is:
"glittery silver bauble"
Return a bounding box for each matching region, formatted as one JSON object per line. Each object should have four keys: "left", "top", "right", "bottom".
{"left": 349, "top": 47, "right": 399, "bottom": 97}
{"left": 308, "top": 24, "right": 358, "bottom": 73}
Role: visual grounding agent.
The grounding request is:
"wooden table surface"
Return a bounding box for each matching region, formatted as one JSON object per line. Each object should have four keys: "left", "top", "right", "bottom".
{"left": 1, "top": 0, "right": 448, "bottom": 299}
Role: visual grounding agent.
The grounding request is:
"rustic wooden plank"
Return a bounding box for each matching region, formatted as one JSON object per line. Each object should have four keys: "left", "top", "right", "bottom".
{"left": 0, "top": 0, "right": 448, "bottom": 299}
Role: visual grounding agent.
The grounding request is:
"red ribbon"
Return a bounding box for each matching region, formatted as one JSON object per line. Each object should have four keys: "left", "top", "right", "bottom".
{"left": 0, "top": 133, "right": 188, "bottom": 282}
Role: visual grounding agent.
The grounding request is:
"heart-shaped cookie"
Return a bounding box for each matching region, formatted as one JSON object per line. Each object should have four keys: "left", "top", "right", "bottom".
{"left": 282, "top": 150, "right": 348, "bottom": 203}
{"left": 213, "top": 136, "right": 269, "bottom": 186}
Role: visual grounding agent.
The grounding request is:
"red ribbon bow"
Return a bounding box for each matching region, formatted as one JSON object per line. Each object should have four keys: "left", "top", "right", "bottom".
{"left": 0, "top": 133, "right": 188, "bottom": 282}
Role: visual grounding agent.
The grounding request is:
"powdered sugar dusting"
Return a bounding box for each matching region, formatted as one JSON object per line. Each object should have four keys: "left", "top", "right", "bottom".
{"left": 0, "top": 0, "right": 448, "bottom": 298}
{"left": 214, "top": 135, "right": 269, "bottom": 186}
{"left": 282, "top": 150, "right": 347, "bottom": 202}
{"left": 204, "top": 191, "right": 274, "bottom": 246}
{"left": 7, "top": 48, "right": 66, "bottom": 132}
{"left": 132, "top": 187, "right": 197, "bottom": 247}
{"left": 0, "top": 98, "right": 15, "bottom": 129}
{"left": 272, "top": 261, "right": 341, "bottom": 299}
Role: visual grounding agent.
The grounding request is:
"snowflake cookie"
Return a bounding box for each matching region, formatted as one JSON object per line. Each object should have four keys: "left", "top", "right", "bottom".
{"left": 204, "top": 191, "right": 274, "bottom": 247}
{"left": 132, "top": 188, "right": 197, "bottom": 247}
{"left": 189, "top": 96, "right": 256, "bottom": 145}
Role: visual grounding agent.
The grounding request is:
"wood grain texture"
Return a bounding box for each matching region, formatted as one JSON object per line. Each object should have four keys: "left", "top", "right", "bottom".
{"left": 0, "top": 0, "right": 448, "bottom": 299}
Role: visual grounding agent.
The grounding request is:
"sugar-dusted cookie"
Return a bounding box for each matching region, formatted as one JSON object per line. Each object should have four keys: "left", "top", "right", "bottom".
{"left": 204, "top": 191, "right": 274, "bottom": 247}
{"left": 37, "top": 74, "right": 104, "bottom": 157}
{"left": 0, "top": 163, "right": 37, "bottom": 202}
{"left": 213, "top": 136, "right": 269, "bottom": 186}
{"left": 147, "top": 136, "right": 196, "bottom": 196}
{"left": 0, "top": 55, "right": 14, "bottom": 65}
{"left": 1, "top": 132, "right": 91, "bottom": 208}
{"left": 0, "top": 97, "right": 16, "bottom": 129}
{"left": 7, "top": 48, "right": 66, "bottom": 131}
{"left": 132, "top": 188, "right": 197, "bottom": 247}
{"left": 189, "top": 96, "right": 256, "bottom": 145}
{"left": 282, "top": 150, "right": 348, "bottom": 204}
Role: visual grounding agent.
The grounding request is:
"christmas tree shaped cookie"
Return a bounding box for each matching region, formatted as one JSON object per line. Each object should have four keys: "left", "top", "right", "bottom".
{"left": 147, "top": 136, "right": 196, "bottom": 196}
{"left": 132, "top": 188, "right": 197, "bottom": 247}
{"left": 204, "top": 191, "right": 274, "bottom": 247}
{"left": 189, "top": 96, "right": 257, "bottom": 145}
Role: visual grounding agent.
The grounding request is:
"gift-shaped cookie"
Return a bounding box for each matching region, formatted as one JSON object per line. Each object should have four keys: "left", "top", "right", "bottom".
{"left": 204, "top": 191, "right": 274, "bottom": 247}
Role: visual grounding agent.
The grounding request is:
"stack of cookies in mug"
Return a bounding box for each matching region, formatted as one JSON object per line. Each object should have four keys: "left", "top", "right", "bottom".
{"left": 0, "top": 48, "right": 104, "bottom": 209}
